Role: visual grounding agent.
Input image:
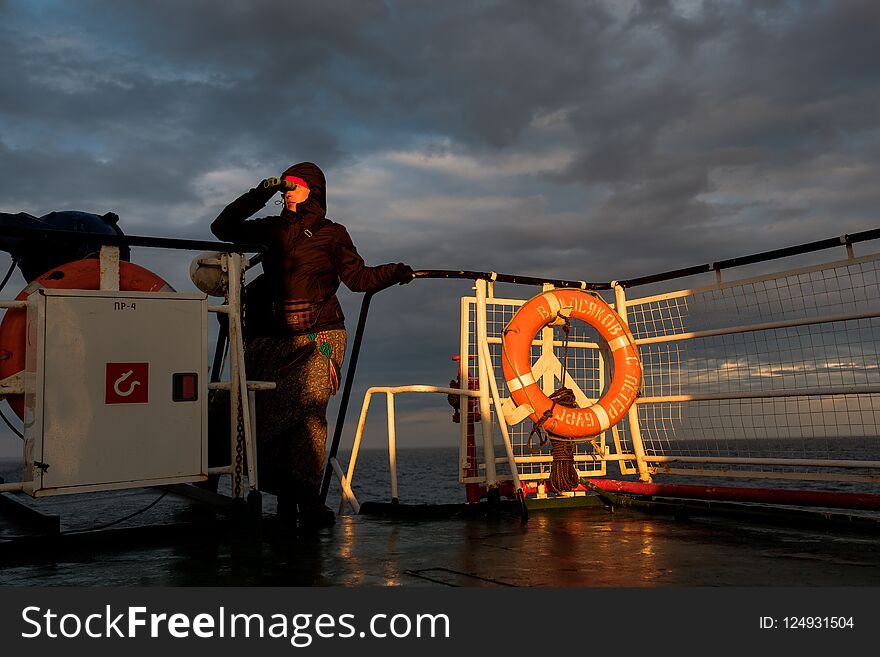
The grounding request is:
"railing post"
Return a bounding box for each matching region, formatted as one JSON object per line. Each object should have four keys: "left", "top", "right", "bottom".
{"left": 479, "top": 337, "right": 525, "bottom": 495}
{"left": 386, "top": 391, "right": 399, "bottom": 503}
{"left": 459, "top": 297, "right": 472, "bottom": 488}
{"left": 99, "top": 246, "right": 120, "bottom": 291}
{"left": 474, "top": 279, "right": 498, "bottom": 490}
{"left": 613, "top": 283, "right": 653, "bottom": 483}
{"left": 321, "top": 292, "right": 376, "bottom": 504}
{"left": 225, "top": 252, "right": 254, "bottom": 499}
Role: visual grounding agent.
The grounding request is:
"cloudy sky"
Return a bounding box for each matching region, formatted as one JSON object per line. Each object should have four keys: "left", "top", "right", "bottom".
{"left": 1, "top": 0, "right": 879, "bottom": 460}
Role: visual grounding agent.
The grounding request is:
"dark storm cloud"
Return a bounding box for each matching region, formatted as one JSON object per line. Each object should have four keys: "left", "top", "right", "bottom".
{"left": 38, "top": 0, "right": 612, "bottom": 161}
{"left": 4, "top": 1, "right": 878, "bottom": 244}
{"left": 2, "top": 0, "right": 880, "bottom": 454}
{"left": 555, "top": 0, "right": 880, "bottom": 254}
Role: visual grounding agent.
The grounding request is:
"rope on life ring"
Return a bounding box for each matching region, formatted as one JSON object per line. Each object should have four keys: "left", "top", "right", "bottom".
{"left": 545, "top": 387, "right": 580, "bottom": 491}
{"left": 501, "top": 288, "right": 642, "bottom": 440}
{"left": 0, "top": 259, "right": 173, "bottom": 421}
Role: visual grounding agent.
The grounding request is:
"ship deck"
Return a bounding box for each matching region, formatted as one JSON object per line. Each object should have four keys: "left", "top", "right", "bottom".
{"left": 2, "top": 485, "right": 880, "bottom": 587}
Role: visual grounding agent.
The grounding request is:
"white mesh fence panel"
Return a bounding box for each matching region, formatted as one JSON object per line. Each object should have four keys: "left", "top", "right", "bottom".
{"left": 622, "top": 255, "right": 880, "bottom": 485}
{"left": 463, "top": 252, "right": 880, "bottom": 489}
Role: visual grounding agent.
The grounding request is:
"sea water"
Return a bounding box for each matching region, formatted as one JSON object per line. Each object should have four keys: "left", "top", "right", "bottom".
{"left": 2, "top": 439, "right": 879, "bottom": 511}
{"left": 0, "top": 446, "right": 467, "bottom": 515}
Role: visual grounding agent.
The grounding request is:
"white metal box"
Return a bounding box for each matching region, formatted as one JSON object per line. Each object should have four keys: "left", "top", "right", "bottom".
{"left": 23, "top": 289, "right": 208, "bottom": 496}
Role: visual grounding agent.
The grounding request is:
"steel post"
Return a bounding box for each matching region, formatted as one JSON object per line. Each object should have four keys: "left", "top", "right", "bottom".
{"left": 614, "top": 283, "right": 652, "bottom": 483}
{"left": 474, "top": 279, "right": 498, "bottom": 490}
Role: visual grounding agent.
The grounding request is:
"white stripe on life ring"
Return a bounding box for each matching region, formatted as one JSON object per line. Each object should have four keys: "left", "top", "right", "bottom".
{"left": 607, "top": 335, "right": 631, "bottom": 352}
{"left": 542, "top": 293, "right": 561, "bottom": 317}
{"left": 589, "top": 404, "right": 611, "bottom": 431}
{"left": 506, "top": 371, "right": 536, "bottom": 393}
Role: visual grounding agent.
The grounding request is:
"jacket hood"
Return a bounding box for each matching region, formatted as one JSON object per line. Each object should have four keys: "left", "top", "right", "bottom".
{"left": 281, "top": 161, "right": 326, "bottom": 223}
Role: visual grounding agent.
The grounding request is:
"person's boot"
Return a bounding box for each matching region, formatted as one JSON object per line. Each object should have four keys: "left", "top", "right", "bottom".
{"left": 275, "top": 491, "right": 299, "bottom": 526}
{"left": 298, "top": 495, "right": 335, "bottom": 528}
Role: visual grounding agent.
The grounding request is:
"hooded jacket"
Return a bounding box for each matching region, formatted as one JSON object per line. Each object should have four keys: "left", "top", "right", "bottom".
{"left": 211, "top": 161, "right": 402, "bottom": 336}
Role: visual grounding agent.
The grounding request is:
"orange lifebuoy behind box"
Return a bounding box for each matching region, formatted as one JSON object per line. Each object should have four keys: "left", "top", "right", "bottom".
{"left": 501, "top": 289, "right": 642, "bottom": 439}
{"left": 0, "top": 259, "right": 173, "bottom": 421}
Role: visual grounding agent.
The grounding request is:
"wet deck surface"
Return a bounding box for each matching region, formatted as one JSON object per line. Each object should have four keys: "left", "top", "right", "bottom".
{"left": 2, "top": 486, "right": 880, "bottom": 586}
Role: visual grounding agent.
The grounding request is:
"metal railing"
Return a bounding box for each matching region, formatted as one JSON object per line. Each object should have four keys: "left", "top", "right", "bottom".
{"left": 332, "top": 385, "right": 481, "bottom": 513}
{"left": 6, "top": 225, "right": 875, "bottom": 505}
{"left": 330, "top": 229, "right": 880, "bottom": 507}
{"left": 464, "top": 235, "right": 880, "bottom": 492}
{"left": 619, "top": 248, "right": 880, "bottom": 485}
{"left": 0, "top": 229, "right": 269, "bottom": 499}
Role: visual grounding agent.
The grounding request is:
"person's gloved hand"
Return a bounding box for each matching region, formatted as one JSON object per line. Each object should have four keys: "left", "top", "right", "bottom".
{"left": 394, "top": 263, "right": 415, "bottom": 285}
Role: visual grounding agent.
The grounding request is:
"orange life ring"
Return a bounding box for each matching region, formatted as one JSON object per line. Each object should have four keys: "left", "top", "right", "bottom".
{"left": 0, "top": 259, "right": 173, "bottom": 421}
{"left": 501, "top": 289, "right": 642, "bottom": 439}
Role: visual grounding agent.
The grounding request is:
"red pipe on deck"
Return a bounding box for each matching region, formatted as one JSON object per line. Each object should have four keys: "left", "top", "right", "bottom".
{"left": 589, "top": 479, "right": 880, "bottom": 512}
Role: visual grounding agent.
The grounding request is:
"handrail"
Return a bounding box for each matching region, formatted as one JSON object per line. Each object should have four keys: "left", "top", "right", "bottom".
{"left": 337, "top": 385, "right": 483, "bottom": 510}
{"left": 320, "top": 289, "right": 378, "bottom": 501}
{"left": 412, "top": 269, "right": 610, "bottom": 290}
{"left": 618, "top": 228, "right": 880, "bottom": 288}
{"left": 0, "top": 225, "right": 266, "bottom": 254}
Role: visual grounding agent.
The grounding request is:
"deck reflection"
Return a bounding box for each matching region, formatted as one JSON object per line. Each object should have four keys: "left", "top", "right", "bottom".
{"left": 3, "top": 498, "right": 880, "bottom": 586}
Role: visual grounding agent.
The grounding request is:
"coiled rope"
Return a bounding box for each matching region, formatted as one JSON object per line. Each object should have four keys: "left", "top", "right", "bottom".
{"left": 546, "top": 387, "right": 581, "bottom": 492}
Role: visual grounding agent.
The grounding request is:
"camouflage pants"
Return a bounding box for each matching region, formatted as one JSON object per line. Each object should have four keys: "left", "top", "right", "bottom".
{"left": 209, "top": 330, "right": 346, "bottom": 500}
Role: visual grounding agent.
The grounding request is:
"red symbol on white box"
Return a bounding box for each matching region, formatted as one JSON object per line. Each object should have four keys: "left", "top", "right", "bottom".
{"left": 105, "top": 363, "right": 149, "bottom": 404}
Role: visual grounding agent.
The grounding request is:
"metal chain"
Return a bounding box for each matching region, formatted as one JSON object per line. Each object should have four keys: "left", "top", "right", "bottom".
{"left": 239, "top": 256, "right": 247, "bottom": 340}
{"left": 234, "top": 399, "right": 245, "bottom": 497}
{"left": 233, "top": 255, "right": 247, "bottom": 498}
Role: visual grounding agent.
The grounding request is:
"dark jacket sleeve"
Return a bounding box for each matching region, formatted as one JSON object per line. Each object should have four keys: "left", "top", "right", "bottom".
{"left": 333, "top": 225, "right": 401, "bottom": 293}
{"left": 210, "top": 185, "right": 276, "bottom": 243}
